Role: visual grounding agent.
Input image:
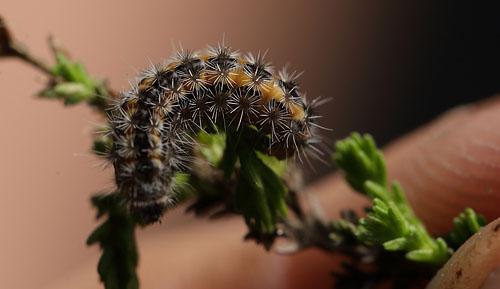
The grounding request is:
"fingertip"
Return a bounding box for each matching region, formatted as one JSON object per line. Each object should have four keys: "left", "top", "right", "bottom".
{"left": 384, "top": 96, "right": 500, "bottom": 233}
{"left": 427, "top": 218, "right": 500, "bottom": 289}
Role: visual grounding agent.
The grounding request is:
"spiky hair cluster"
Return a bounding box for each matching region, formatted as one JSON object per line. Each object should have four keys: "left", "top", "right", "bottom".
{"left": 106, "top": 44, "right": 324, "bottom": 224}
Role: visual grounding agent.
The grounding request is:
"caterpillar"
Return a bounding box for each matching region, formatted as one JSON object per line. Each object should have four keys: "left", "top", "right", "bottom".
{"left": 106, "top": 44, "right": 324, "bottom": 224}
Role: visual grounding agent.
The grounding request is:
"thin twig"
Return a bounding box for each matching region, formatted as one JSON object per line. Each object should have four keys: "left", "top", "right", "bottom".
{"left": 0, "top": 15, "right": 116, "bottom": 112}
{"left": 0, "top": 16, "right": 54, "bottom": 75}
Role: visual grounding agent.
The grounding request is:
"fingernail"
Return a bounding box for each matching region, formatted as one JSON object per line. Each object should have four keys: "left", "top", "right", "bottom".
{"left": 480, "top": 264, "right": 500, "bottom": 289}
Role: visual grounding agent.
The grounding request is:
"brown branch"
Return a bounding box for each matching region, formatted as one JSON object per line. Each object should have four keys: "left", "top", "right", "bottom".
{"left": 0, "top": 15, "right": 116, "bottom": 113}
{"left": 0, "top": 16, "right": 53, "bottom": 75}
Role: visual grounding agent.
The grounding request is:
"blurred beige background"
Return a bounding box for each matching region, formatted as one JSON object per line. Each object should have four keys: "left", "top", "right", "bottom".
{"left": 1, "top": 1, "right": 499, "bottom": 288}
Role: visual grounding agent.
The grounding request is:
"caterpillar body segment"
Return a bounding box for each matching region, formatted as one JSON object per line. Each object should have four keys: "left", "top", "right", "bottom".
{"left": 107, "top": 44, "right": 324, "bottom": 224}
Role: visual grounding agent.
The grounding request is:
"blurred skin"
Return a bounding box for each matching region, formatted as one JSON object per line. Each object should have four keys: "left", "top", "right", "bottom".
{"left": 44, "top": 96, "right": 500, "bottom": 289}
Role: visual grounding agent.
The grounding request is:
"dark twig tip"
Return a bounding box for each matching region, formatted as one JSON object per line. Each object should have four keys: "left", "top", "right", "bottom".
{"left": 0, "top": 15, "right": 16, "bottom": 57}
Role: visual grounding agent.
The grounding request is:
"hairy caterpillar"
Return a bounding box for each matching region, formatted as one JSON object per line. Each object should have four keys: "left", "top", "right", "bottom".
{"left": 106, "top": 44, "right": 324, "bottom": 224}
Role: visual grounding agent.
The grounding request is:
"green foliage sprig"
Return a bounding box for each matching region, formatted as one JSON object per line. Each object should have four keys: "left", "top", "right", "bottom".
{"left": 335, "top": 133, "right": 451, "bottom": 266}
{"left": 447, "top": 208, "right": 487, "bottom": 249}
{"left": 41, "top": 51, "right": 110, "bottom": 109}
{"left": 334, "top": 132, "right": 488, "bottom": 267}
{"left": 235, "top": 142, "right": 288, "bottom": 232}
{"left": 220, "top": 129, "right": 288, "bottom": 233}
{"left": 87, "top": 193, "right": 139, "bottom": 289}
{"left": 334, "top": 132, "right": 387, "bottom": 194}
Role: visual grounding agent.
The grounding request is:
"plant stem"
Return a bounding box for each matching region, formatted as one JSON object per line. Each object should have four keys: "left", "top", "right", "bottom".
{"left": 0, "top": 16, "right": 54, "bottom": 75}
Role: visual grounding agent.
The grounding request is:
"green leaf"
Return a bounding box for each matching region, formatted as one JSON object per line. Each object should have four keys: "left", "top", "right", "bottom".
{"left": 171, "top": 173, "right": 197, "bottom": 203}
{"left": 233, "top": 140, "right": 287, "bottom": 232}
{"left": 448, "top": 208, "right": 487, "bottom": 248}
{"left": 383, "top": 237, "right": 408, "bottom": 251}
{"left": 363, "top": 181, "right": 391, "bottom": 203}
{"left": 357, "top": 199, "right": 410, "bottom": 243}
{"left": 52, "top": 52, "right": 78, "bottom": 81}
{"left": 93, "top": 135, "right": 112, "bottom": 156}
{"left": 220, "top": 131, "right": 239, "bottom": 179}
{"left": 390, "top": 182, "right": 410, "bottom": 210}
{"left": 197, "top": 132, "right": 226, "bottom": 167}
{"left": 256, "top": 151, "right": 287, "bottom": 177}
{"left": 406, "top": 238, "right": 449, "bottom": 265}
{"left": 260, "top": 156, "right": 288, "bottom": 218}
{"left": 54, "top": 82, "right": 93, "bottom": 104}
{"left": 87, "top": 193, "right": 139, "bottom": 289}
{"left": 329, "top": 211, "right": 360, "bottom": 245}
{"left": 334, "top": 132, "right": 387, "bottom": 195}
{"left": 405, "top": 249, "right": 435, "bottom": 263}
{"left": 43, "top": 51, "right": 110, "bottom": 110}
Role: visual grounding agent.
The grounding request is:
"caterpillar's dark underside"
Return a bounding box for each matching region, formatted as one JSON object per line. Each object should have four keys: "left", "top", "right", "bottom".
{"left": 106, "top": 45, "right": 324, "bottom": 224}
